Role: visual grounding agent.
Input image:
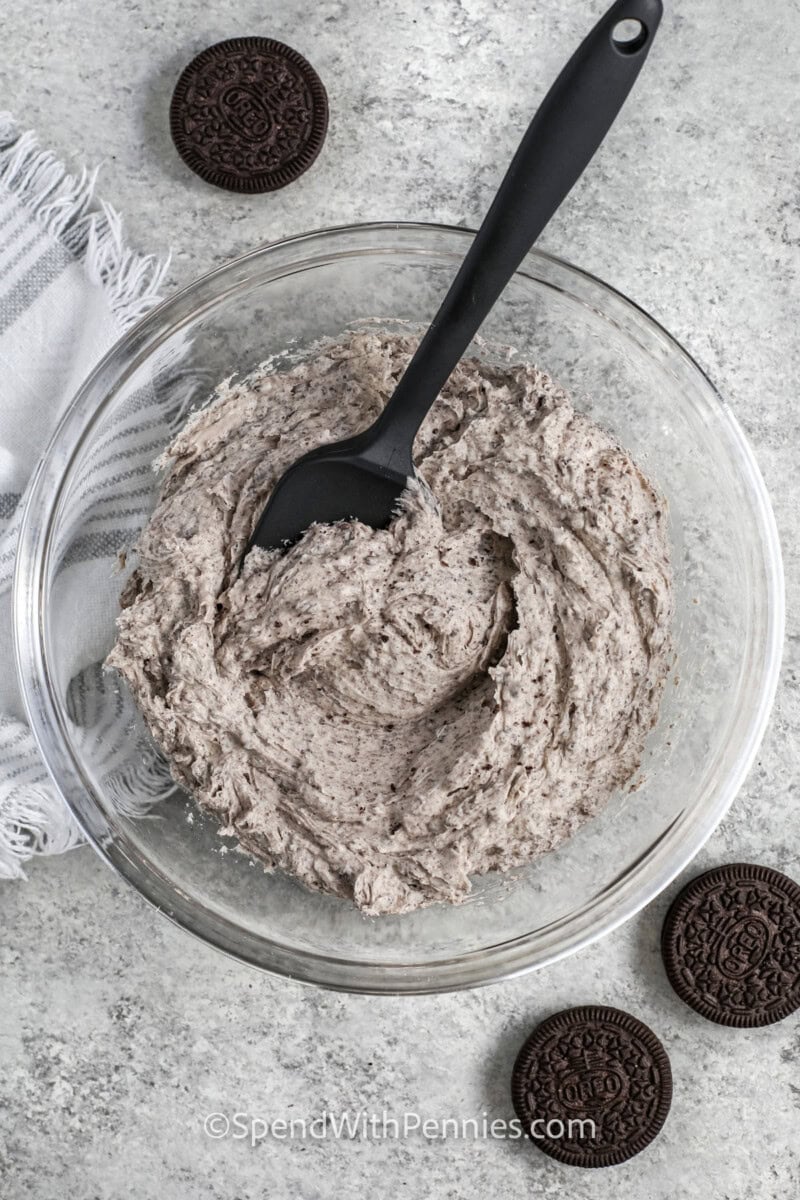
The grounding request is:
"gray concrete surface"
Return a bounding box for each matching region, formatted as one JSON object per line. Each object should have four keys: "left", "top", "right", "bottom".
{"left": 2, "top": 0, "right": 799, "bottom": 1196}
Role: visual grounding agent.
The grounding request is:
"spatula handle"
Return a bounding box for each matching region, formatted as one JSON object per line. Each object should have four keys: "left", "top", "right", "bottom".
{"left": 369, "top": 0, "right": 662, "bottom": 468}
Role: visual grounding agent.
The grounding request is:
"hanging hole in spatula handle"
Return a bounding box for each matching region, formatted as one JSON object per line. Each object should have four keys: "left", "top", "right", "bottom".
{"left": 609, "top": 0, "right": 662, "bottom": 55}
{"left": 612, "top": 19, "right": 650, "bottom": 54}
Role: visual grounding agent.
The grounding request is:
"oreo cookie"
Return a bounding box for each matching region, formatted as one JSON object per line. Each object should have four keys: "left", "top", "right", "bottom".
{"left": 662, "top": 862, "right": 800, "bottom": 1027}
{"left": 170, "top": 38, "right": 329, "bottom": 192}
{"left": 511, "top": 1005, "right": 672, "bottom": 1168}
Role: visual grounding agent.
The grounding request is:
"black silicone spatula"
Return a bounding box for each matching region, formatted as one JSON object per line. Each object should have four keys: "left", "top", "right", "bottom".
{"left": 250, "top": 0, "right": 662, "bottom": 553}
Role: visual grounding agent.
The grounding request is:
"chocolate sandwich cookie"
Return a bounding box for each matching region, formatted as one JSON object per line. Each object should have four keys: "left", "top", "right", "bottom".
{"left": 662, "top": 862, "right": 800, "bottom": 1027}
{"left": 511, "top": 1005, "right": 672, "bottom": 1168}
{"left": 170, "top": 38, "right": 328, "bottom": 192}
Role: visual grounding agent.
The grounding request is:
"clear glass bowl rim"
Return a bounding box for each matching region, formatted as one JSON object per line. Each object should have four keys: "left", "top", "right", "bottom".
{"left": 13, "top": 221, "right": 785, "bottom": 994}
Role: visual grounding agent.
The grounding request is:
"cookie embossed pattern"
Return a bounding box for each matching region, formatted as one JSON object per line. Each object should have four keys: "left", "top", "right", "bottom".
{"left": 169, "top": 38, "right": 329, "bottom": 192}
{"left": 661, "top": 864, "right": 800, "bottom": 1027}
{"left": 511, "top": 1006, "right": 673, "bottom": 1168}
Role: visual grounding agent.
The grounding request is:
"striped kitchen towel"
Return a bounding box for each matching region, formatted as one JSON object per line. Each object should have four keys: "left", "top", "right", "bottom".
{"left": 0, "top": 114, "right": 184, "bottom": 879}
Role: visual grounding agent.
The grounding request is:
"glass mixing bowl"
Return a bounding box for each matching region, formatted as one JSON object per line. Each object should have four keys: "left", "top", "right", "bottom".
{"left": 14, "top": 223, "right": 784, "bottom": 993}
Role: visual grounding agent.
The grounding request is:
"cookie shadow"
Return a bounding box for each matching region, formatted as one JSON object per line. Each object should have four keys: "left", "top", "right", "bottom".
{"left": 478, "top": 1009, "right": 564, "bottom": 1179}
{"left": 632, "top": 887, "right": 675, "bottom": 1005}
{"left": 632, "top": 858, "right": 717, "bottom": 1021}
{"left": 136, "top": 42, "right": 211, "bottom": 190}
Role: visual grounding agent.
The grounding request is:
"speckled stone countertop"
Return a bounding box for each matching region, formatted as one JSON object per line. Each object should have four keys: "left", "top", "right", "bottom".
{"left": 2, "top": 1, "right": 799, "bottom": 1196}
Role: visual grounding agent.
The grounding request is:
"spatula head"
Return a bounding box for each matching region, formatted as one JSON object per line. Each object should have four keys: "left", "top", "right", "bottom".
{"left": 250, "top": 448, "right": 411, "bottom": 552}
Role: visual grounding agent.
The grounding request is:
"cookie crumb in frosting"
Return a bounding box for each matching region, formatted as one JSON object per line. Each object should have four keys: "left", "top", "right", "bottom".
{"left": 107, "top": 332, "right": 674, "bottom": 916}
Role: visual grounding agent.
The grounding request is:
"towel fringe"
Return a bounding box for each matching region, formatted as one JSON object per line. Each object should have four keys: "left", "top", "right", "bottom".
{"left": 0, "top": 770, "right": 84, "bottom": 881}
{"left": 0, "top": 112, "right": 170, "bottom": 331}
{"left": 0, "top": 115, "right": 183, "bottom": 879}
